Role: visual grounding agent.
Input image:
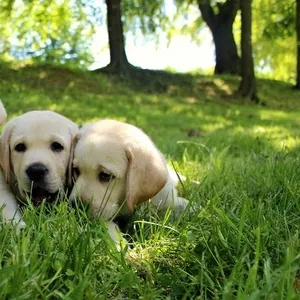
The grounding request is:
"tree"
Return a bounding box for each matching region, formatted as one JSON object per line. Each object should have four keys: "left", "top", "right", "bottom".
{"left": 99, "top": 0, "right": 133, "bottom": 75}
{"left": 99, "top": 0, "right": 168, "bottom": 75}
{"left": 197, "top": 0, "right": 240, "bottom": 75}
{"left": 296, "top": 0, "right": 300, "bottom": 88}
{"left": 238, "top": 0, "right": 259, "bottom": 102}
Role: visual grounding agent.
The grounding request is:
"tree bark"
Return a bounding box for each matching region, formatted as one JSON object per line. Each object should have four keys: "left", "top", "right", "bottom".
{"left": 295, "top": 0, "right": 300, "bottom": 89}
{"left": 99, "top": 0, "right": 132, "bottom": 75}
{"left": 198, "top": 0, "right": 240, "bottom": 75}
{"left": 238, "top": 0, "right": 259, "bottom": 102}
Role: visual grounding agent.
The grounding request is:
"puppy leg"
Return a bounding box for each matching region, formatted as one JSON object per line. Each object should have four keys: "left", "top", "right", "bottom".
{"left": 0, "top": 172, "right": 25, "bottom": 231}
{"left": 107, "top": 221, "right": 127, "bottom": 250}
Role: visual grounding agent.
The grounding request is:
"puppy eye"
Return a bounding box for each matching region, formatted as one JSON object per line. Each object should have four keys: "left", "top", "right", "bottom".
{"left": 51, "top": 142, "right": 64, "bottom": 152}
{"left": 15, "top": 143, "right": 26, "bottom": 152}
{"left": 98, "top": 171, "right": 115, "bottom": 182}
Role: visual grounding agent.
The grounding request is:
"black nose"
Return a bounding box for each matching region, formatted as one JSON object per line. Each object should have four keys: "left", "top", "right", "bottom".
{"left": 26, "top": 163, "right": 49, "bottom": 182}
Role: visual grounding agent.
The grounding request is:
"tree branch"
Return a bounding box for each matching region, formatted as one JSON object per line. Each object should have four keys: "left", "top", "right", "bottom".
{"left": 197, "top": 0, "right": 215, "bottom": 30}
{"left": 222, "top": 0, "right": 240, "bottom": 24}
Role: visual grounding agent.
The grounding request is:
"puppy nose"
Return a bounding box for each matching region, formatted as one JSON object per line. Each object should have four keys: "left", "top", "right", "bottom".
{"left": 26, "top": 163, "right": 49, "bottom": 182}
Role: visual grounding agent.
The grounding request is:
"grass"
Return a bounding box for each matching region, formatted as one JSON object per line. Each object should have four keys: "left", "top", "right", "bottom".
{"left": 1, "top": 62, "right": 300, "bottom": 298}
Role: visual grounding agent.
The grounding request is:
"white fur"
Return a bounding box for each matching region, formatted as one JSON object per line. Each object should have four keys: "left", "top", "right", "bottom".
{"left": 0, "top": 100, "right": 7, "bottom": 125}
{"left": 0, "top": 171, "right": 25, "bottom": 230}
{"left": 70, "top": 119, "right": 189, "bottom": 246}
{"left": 150, "top": 166, "right": 189, "bottom": 218}
{"left": 0, "top": 107, "right": 78, "bottom": 231}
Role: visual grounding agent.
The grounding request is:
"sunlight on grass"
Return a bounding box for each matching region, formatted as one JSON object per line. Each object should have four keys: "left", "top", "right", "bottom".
{"left": 2, "top": 64, "right": 300, "bottom": 298}
{"left": 259, "top": 109, "right": 291, "bottom": 120}
{"left": 213, "top": 78, "right": 232, "bottom": 95}
{"left": 251, "top": 125, "right": 300, "bottom": 149}
{"left": 202, "top": 121, "right": 230, "bottom": 132}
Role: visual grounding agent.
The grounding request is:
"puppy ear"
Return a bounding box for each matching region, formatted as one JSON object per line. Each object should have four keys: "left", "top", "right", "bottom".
{"left": 66, "top": 126, "right": 79, "bottom": 189}
{"left": 0, "top": 119, "right": 16, "bottom": 184}
{"left": 125, "top": 146, "right": 168, "bottom": 213}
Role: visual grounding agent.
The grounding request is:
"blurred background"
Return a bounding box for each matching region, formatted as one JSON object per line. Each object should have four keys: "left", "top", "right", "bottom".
{"left": 0, "top": 0, "right": 297, "bottom": 85}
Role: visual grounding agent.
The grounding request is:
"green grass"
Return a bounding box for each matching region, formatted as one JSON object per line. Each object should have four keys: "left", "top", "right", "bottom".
{"left": 1, "top": 63, "right": 300, "bottom": 299}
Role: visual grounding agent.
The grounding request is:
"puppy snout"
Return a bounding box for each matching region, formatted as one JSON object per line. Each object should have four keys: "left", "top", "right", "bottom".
{"left": 26, "top": 163, "right": 49, "bottom": 182}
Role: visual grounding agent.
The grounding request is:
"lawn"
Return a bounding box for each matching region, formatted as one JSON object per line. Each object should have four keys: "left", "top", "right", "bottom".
{"left": 1, "top": 63, "right": 300, "bottom": 299}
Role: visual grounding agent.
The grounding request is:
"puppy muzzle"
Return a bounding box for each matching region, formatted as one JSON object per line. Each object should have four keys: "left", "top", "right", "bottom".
{"left": 23, "top": 162, "right": 60, "bottom": 205}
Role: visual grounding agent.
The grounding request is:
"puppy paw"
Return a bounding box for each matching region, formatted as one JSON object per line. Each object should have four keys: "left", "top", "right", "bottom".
{"left": 107, "top": 221, "right": 128, "bottom": 251}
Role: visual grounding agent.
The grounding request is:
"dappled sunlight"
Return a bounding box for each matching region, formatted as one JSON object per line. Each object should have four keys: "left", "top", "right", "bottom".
{"left": 125, "top": 236, "right": 186, "bottom": 267}
{"left": 250, "top": 125, "right": 300, "bottom": 150}
{"left": 184, "top": 97, "right": 197, "bottom": 104}
{"left": 258, "top": 109, "right": 300, "bottom": 122}
{"left": 2, "top": 64, "right": 300, "bottom": 161}
{"left": 67, "top": 81, "right": 75, "bottom": 88}
{"left": 39, "top": 71, "right": 47, "bottom": 79}
{"left": 47, "top": 103, "right": 60, "bottom": 111}
{"left": 224, "top": 108, "right": 241, "bottom": 117}
{"left": 205, "top": 86, "right": 217, "bottom": 97}
{"left": 0, "top": 0, "right": 299, "bottom": 294}
{"left": 213, "top": 78, "right": 233, "bottom": 95}
{"left": 201, "top": 120, "right": 232, "bottom": 133}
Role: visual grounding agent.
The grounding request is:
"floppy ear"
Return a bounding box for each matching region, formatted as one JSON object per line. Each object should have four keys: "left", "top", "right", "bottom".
{"left": 66, "top": 125, "right": 79, "bottom": 189}
{"left": 0, "top": 119, "right": 16, "bottom": 184}
{"left": 125, "top": 146, "right": 168, "bottom": 213}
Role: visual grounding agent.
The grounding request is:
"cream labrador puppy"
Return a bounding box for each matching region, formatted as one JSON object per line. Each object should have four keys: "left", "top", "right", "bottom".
{"left": 0, "top": 106, "right": 78, "bottom": 229}
{"left": 70, "top": 119, "right": 189, "bottom": 245}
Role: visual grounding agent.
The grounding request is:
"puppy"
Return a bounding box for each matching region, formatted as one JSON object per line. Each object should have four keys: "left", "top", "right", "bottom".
{"left": 0, "top": 101, "right": 23, "bottom": 228}
{"left": 0, "top": 109, "right": 78, "bottom": 229}
{"left": 70, "top": 120, "right": 189, "bottom": 245}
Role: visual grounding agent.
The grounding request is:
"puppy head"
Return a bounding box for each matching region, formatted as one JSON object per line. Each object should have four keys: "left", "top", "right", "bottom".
{"left": 70, "top": 120, "right": 168, "bottom": 219}
{"left": 0, "top": 111, "right": 78, "bottom": 204}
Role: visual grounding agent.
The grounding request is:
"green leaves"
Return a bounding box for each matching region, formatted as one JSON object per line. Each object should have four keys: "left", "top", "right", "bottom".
{"left": 0, "top": 0, "right": 98, "bottom": 67}
{"left": 252, "top": 0, "right": 296, "bottom": 82}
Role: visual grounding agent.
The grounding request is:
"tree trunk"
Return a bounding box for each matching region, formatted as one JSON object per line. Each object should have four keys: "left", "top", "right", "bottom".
{"left": 212, "top": 22, "right": 240, "bottom": 74}
{"left": 238, "top": 0, "right": 259, "bottom": 102}
{"left": 99, "top": 0, "right": 132, "bottom": 75}
{"left": 295, "top": 0, "right": 300, "bottom": 89}
{"left": 198, "top": 0, "right": 240, "bottom": 75}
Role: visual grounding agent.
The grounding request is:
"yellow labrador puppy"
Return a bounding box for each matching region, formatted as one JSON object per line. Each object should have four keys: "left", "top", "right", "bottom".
{"left": 70, "top": 119, "right": 189, "bottom": 245}
{"left": 0, "top": 105, "right": 78, "bottom": 229}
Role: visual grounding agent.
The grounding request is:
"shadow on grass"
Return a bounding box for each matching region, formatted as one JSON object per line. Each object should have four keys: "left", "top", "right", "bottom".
{"left": 2, "top": 63, "right": 300, "bottom": 298}
{"left": 1, "top": 63, "right": 299, "bottom": 160}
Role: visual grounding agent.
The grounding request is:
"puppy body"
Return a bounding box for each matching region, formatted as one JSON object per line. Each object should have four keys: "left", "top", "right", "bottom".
{"left": 0, "top": 171, "right": 25, "bottom": 229}
{"left": 70, "top": 120, "right": 188, "bottom": 245}
{"left": 0, "top": 109, "right": 78, "bottom": 229}
{"left": 150, "top": 166, "right": 189, "bottom": 218}
{"left": 0, "top": 101, "right": 22, "bottom": 227}
{"left": 0, "top": 100, "right": 7, "bottom": 124}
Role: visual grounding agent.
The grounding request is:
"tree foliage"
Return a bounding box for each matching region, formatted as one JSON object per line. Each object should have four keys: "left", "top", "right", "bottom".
{"left": 252, "top": 0, "right": 295, "bottom": 81}
{"left": 123, "top": 0, "right": 169, "bottom": 37}
{"left": 0, "top": 0, "right": 298, "bottom": 83}
{"left": 0, "top": 0, "right": 100, "bottom": 67}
